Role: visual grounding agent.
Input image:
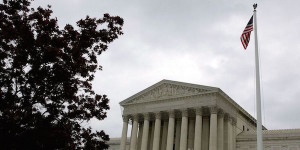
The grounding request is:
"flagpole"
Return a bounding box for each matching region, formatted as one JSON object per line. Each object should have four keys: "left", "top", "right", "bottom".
{"left": 253, "top": 3, "right": 263, "bottom": 150}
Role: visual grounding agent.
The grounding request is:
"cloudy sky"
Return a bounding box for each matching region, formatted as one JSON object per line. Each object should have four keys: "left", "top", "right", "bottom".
{"left": 32, "top": 0, "right": 300, "bottom": 137}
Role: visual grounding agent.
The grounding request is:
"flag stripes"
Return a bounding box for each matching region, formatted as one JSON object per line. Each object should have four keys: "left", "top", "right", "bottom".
{"left": 241, "top": 16, "right": 253, "bottom": 49}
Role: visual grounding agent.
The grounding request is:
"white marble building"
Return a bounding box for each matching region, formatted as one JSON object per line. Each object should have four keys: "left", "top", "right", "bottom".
{"left": 109, "top": 80, "right": 300, "bottom": 150}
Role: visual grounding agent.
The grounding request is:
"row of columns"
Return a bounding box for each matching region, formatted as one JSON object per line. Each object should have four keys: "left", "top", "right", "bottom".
{"left": 120, "top": 108, "right": 237, "bottom": 150}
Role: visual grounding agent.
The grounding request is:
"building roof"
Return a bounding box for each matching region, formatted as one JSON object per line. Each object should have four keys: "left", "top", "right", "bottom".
{"left": 237, "top": 129, "right": 300, "bottom": 141}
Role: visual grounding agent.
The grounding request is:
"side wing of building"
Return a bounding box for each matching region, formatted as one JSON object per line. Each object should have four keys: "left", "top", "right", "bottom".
{"left": 237, "top": 129, "right": 300, "bottom": 150}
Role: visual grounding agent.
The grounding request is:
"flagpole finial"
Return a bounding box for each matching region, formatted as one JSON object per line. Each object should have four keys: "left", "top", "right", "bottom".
{"left": 253, "top": 3, "right": 258, "bottom": 10}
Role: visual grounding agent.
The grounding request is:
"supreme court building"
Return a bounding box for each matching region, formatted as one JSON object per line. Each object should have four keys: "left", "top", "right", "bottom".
{"left": 109, "top": 80, "right": 300, "bottom": 150}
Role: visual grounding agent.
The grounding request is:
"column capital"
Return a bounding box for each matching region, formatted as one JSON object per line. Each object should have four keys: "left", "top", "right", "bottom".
{"left": 181, "top": 109, "right": 188, "bottom": 117}
{"left": 168, "top": 110, "right": 175, "bottom": 118}
{"left": 154, "top": 112, "right": 161, "bottom": 119}
{"left": 195, "top": 107, "right": 203, "bottom": 115}
{"left": 231, "top": 118, "right": 237, "bottom": 126}
{"left": 224, "top": 113, "right": 230, "bottom": 121}
{"left": 209, "top": 106, "right": 219, "bottom": 114}
{"left": 143, "top": 113, "right": 150, "bottom": 120}
{"left": 139, "top": 122, "right": 144, "bottom": 126}
{"left": 132, "top": 114, "right": 139, "bottom": 121}
{"left": 227, "top": 116, "right": 233, "bottom": 122}
{"left": 218, "top": 109, "right": 224, "bottom": 118}
{"left": 122, "top": 115, "right": 129, "bottom": 122}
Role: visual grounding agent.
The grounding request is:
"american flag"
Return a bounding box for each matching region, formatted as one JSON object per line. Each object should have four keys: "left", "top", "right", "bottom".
{"left": 241, "top": 16, "right": 253, "bottom": 50}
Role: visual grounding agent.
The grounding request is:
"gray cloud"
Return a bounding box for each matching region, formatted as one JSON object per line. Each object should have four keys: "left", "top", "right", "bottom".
{"left": 30, "top": 0, "right": 300, "bottom": 137}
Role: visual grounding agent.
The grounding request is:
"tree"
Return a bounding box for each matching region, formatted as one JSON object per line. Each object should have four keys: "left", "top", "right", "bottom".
{"left": 0, "top": 0, "right": 123, "bottom": 149}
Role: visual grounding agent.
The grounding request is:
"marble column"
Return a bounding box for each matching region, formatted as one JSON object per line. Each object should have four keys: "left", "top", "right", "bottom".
{"left": 194, "top": 108, "right": 202, "bottom": 150}
{"left": 161, "top": 121, "right": 169, "bottom": 150}
{"left": 217, "top": 111, "right": 224, "bottom": 150}
{"left": 152, "top": 112, "right": 161, "bottom": 150}
{"left": 120, "top": 115, "right": 129, "bottom": 150}
{"left": 130, "top": 115, "right": 139, "bottom": 150}
{"left": 175, "top": 119, "right": 181, "bottom": 150}
{"left": 141, "top": 113, "right": 150, "bottom": 150}
{"left": 209, "top": 107, "right": 218, "bottom": 150}
{"left": 166, "top": 110, "right": 175, "bottom": 150}
{"left": 227, "top": 117, "right": 233, "bottom": 150}
{"left": 137, "top": 123, "right": 143, "bottom": 150}
{"left": 187, "top": 119, "right": 195, "bottom": 149}
{"left": 223, "top": 115, "right": 229, "bottom": 150}
{"left": 149, "top": 122, "right": 155, "bottom": 150}
{"left": 232, "top": 119, "right": 237, "bottom": 150}
{"left": 180, "top": 109, "right": 188, "bottom": 150}
{"left": 202, "top": 117, "right": 210, "bottom": 150}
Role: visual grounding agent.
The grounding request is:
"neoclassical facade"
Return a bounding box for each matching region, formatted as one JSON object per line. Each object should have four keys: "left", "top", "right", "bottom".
{"left": 113, "top": 80, "right": 300, "bottom": 150}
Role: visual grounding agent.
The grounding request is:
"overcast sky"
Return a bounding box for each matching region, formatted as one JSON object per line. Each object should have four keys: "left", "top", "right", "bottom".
{"left": 31, "top": 0, "right": 300, "bottom": 137}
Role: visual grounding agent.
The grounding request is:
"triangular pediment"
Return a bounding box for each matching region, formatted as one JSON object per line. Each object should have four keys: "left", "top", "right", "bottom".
{"left": 120, "top": 80, "right": 218, "bottom": 105}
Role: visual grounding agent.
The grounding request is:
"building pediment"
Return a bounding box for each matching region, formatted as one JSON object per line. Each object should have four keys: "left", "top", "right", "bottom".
{"left": 120, "top": 80, "right": 218, "bottom": 105}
